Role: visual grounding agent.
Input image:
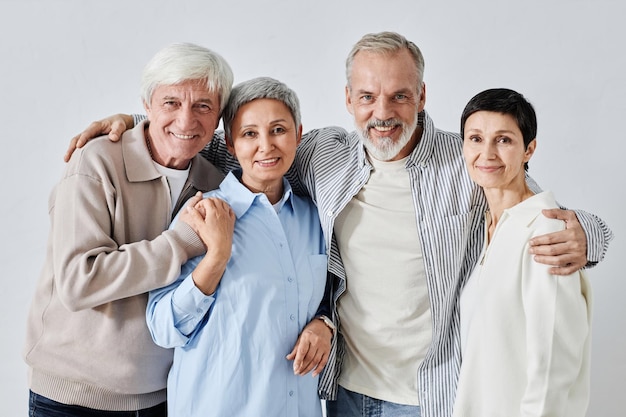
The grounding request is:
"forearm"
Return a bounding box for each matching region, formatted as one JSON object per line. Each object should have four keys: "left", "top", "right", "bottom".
{"left": 147, "top": 256, "right": 216, "bottom": 348}
{"left": 52, "top": 175, "right": 205, "bottom": 311}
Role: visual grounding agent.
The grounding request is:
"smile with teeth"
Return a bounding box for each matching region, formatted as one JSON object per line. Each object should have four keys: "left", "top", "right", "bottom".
{"left": 171, "top": 132, "right": 195, "bottom": 139}
{"left": 256, "top": 157, "right": 279, "bottom": 166}
{"left": 373, "top": 125, "right": 395, "bottom": 132}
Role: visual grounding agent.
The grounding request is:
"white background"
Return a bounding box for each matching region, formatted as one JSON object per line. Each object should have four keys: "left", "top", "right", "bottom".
{"left": 1, "top": 1, "right": 622, "bottom": 415}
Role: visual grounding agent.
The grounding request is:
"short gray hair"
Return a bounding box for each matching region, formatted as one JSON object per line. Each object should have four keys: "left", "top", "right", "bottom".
{"left": 140, "top": 42, "right": 234, "bottom": 113}
{"left": 222, "top": 77, "right": 301, "bottom": 144}
{"left": 345, "top": 31, "right": 425, "bottom": 95}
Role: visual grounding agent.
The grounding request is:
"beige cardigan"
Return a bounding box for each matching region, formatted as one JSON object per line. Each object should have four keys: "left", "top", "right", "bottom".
{"left": 24, "top": 121, "right": 224, "bottom": 410}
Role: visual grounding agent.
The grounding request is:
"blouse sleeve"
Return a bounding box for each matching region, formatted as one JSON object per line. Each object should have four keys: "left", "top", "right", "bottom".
{"left": 520, "top": 217, "right": 592, "bottom": 417}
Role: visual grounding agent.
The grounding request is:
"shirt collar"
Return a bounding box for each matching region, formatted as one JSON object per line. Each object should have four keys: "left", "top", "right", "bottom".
{"left": 220, "top": 170, "right": 296, "bottom": 219}
{"left": 405, "top": 110, "right": 436, "bottom": 168}
{"left": 501, "top": 191, "right": 557, "bottom": 224}
{"left": 122, "top": 120, "right": 162, "bottom": 182}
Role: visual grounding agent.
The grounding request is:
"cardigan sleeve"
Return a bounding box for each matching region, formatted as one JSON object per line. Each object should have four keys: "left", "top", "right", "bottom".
{"left": 51, "top": 145, "right": 204, "bottom": 312}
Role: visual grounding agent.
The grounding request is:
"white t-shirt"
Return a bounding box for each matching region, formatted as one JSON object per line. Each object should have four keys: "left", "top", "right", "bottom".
{"left": 334, "top": 155, "right": 432, "bottom": 405}
{"left": 153, "top": 161, "right": 191, "bottom": 217}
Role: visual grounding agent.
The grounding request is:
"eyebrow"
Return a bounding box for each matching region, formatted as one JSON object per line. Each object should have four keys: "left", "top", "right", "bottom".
{"left": 355, "top": 88, "right": 414, "bottom": 95}
{"left": 240, "top": 119, "right": 290, "bottom": 129}
{"left": 161, "top": 95, "right": 215, "bottom": 104}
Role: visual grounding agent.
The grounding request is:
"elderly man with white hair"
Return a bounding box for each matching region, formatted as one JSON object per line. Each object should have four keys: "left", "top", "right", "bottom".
{"left": 23, "top": 42, "right": 233, "bottom": 417}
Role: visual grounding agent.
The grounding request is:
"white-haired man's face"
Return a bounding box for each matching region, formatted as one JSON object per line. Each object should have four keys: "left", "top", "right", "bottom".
{"left": 144, "top": 79, "right": 220, "bottom": 169}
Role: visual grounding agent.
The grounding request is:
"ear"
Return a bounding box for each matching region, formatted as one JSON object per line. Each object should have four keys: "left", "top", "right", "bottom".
{"left": 345, "top": 86, "right": 355, "bottom": 116}
{"left": 417, "top": 82, "right": 427, "bottom": 112}
{"left": 296, "top": 124, "right": 303, "bottom": 146}
{"left": 226, "top": 136, "right": 236, "bottom": 157}
{"left": 142, "top": 100, "right": 151, "bottom": 117}
{"left": 524, "top": 138, "right": 537, "bottom": 163}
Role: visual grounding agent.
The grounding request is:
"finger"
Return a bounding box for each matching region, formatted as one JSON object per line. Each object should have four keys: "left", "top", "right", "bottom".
{"left": 293, "top": 341, "right": 312, "bottom": 375}
{"left": 179, "top": 205, "right": 205, "bottom": 230}
{"left": 530, "top": 241, "right": 572, "bottom": 257}
{"left": 532, "top": 252, "right": 585, "bottom": 275}
{"left": 532, "top": 251, "right": 581, "bottom": 266}
{"left": 109, "top": 119, "right": 126, "bottom": 142}
{"left": 312, "top": 352, "right": 330, "bottom": 377}
{"left": 299, "top": 350, "right": 323, "bottom": 375}
{"left": 186, "top": 192, "right": 203, "bottom": 209}
{"left": 548, "top": 264, "right": 584, "bottom": 276}
{"left": 529, "top": 230, "right": 573, "bottom": 247}
{"left": 286, "top": 341, "right": 298, "bottom": 361}
{"left": 64, "top": 135, "right": 80, "bottom": 162}
{"left": 541, "top": 208, "right": 577, "bottom": 222}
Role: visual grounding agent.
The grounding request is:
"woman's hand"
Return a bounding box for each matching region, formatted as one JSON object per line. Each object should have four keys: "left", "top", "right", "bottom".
{"left": 286, "top": 318, "right": 332, "bottom": 377}
{"left": 180, "top": 197, "right": 235, "bottom": 295}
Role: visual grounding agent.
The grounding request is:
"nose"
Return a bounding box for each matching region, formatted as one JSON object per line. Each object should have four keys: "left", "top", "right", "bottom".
{"left": 482, "top": 141, "right": 497, "bottom": 158}
{"left": 373, "top": 97, "right": 394, "bottom": 120}
{"left": 176, "top": 106, "right": 196, "bottom": 130}
{"left": 258, "top": 132, "right": 275, "bottom": 152}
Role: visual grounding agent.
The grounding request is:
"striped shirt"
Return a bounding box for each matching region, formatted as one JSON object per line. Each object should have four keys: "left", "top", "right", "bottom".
{"left": 138, "top": 111, "right": 613, "bottom": 417}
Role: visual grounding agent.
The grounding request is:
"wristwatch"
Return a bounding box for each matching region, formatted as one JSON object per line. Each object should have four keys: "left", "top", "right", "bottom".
{"left": 317, "top": 315, "right": 336, "bottom": 335}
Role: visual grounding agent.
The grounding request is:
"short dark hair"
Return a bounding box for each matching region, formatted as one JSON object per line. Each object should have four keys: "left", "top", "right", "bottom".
{"left": 460, "top": 88, "right": 537, "bottom": 170}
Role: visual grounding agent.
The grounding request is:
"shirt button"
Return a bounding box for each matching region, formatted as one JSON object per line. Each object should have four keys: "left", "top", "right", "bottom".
{"left": 290, "top": 314, "right": 295, "bottom": 321}
{"left": 326, "top": 210, "right": 333, "bottom": 217}
{"left": 289, "top": 390, "right": 294, "bottom": 397}
{"left": 287, "top": 276, "right": 294, "bottom": 282}
{"left": 196, "top": 308, "right": 203, "bottom": 313}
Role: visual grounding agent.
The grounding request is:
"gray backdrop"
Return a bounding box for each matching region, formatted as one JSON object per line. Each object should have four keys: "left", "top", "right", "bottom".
{"left": 1, "top": 1, "right": 622, "bottom": 415}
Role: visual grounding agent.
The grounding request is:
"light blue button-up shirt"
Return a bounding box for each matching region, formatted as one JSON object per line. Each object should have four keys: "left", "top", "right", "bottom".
{"left": 147, "top": 170, "right": 328, "bottom": 417}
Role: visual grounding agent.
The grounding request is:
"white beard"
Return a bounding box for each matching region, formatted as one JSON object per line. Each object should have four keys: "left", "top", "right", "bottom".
{"left": 356, "top": 114, "right": 419, "bottom": 161}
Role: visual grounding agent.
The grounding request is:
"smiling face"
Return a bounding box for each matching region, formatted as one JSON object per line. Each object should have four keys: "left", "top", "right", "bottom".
{"left": 345, "top": 49, "right": 426, "bottom": 161}
{"left": 226, "top": 98, "right": 302, "bottom": 201}
{"left": 144, "top": 79, "right": 220, "bottom": 169}
{"left": 463, "top": 111, "right": 536, "bottom": 192}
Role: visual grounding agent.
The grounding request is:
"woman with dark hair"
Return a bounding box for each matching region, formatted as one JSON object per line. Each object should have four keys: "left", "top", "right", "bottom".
{"left": 453, "top": 88, "right": 592, "bottom": 417}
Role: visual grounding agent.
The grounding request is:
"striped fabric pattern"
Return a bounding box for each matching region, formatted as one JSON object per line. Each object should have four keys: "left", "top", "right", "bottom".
{"left": 293, "top": 111, "right": 484, "bottom": 417}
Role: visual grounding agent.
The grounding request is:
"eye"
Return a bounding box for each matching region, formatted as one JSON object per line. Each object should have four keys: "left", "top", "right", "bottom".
{"left": 497, "top": 136, "right": 511, "bottom": 144}
{"left": 271, "top": 126, "right": 286, "bottom": 135}
{"left": 163, "top": 100, "right": 179, "bottom": 109}
{"left": 195, "top": 103, "right": 213, "bottom": 113}
{"left": 394, "top": 94, "right": 407, "bottom": 100}
{"left": 467, "top": 135, "right": 482, "bottom": 143}
{"left": 242, "top": 130, "right": 257, "bottom": 138}
{"left": 360, "top": 94, "right": 373, "bottom": 102}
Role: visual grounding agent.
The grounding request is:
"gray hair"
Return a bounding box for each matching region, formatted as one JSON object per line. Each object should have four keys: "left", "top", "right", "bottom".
{"left": 222, "top": 77, "right": 302, "bottom": 144}
{"left": 345, "top": 31, "right": 425, "bottom": 95}
{"left": 140, "top": 42, "right": 234, "bottom": 113}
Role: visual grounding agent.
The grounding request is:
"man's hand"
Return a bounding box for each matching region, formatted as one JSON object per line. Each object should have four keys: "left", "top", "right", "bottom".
{"left": 64, "top": 113, "right": 134, "bottom": 162}
{"left": 286, "top": 318, "right": 332, "bottom": 377}
{"left": 529, "top": 208, "right": 587, "bottom": 275}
